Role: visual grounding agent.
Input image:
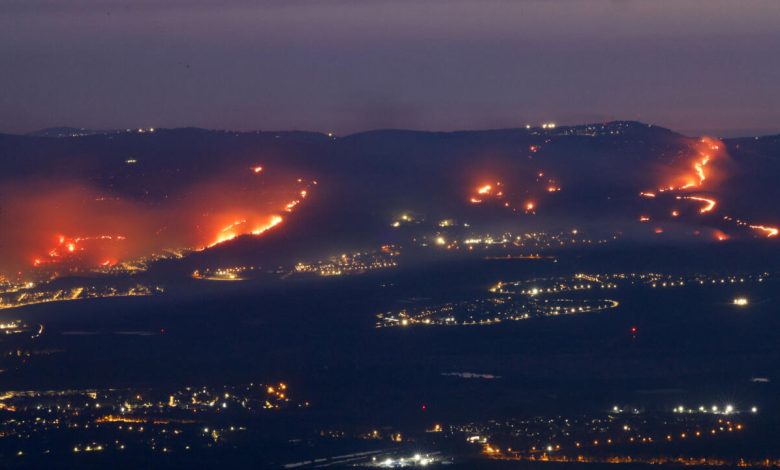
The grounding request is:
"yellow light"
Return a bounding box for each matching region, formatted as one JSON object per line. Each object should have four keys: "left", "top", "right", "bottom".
{"left": 477, "top": 184, "right": 493, "bottom": 195}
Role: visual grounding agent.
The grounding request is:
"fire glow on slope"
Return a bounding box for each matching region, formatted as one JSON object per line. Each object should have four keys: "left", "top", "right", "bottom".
{"left": 469, "top": 182, "right": 500, "bottom": 205}
{"left": 175, "top": 170, "right": 312, "bottom": 251}
{"left": 678, "top": 196, "right": 716, "bottom": 214}
{"left": 643, "top": 137, "right": 778, "bottom": 240}
{"left": 644, "top": 138, "right": 722, "bottom": 238}
{"left": 206, "top": 215, "right": 284, "bottom": 249}
{"left": 468, "top": 171, "right": 559, "bottom": 215}
{"left": 658, "top": 138, "right": 719, "bottom": 193}
{"left": 750, "top": 225, "right": 779, "bottom": 238}
{"left": 0, "top": 166, "right": 313, "bottom": 278}
{"left": 34, "top": 235, "right": 128, "bottom": 268}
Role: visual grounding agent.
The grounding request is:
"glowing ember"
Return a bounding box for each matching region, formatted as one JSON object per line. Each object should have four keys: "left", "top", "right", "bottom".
{"left": 469, "top": 182, "right": 506, "bottom": 205}
{"left": 714, "top": 230, "right": 729, "bottom": 241}
{"left": 477, "top": 184, "right": 493, "bottom": 195}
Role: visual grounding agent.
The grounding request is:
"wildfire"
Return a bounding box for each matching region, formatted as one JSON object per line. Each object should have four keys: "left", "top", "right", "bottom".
{"left": 3, "top": 166, "right": 316, "bottom": 278}
{"left": 468, "top": 175, "right": 557, "bottom": 216}
{"left": 34, "top": 234, "right": 129, "bottom": 267}
{"left": 633, "top": 137, "right": 780, "bottom": 241}
{"left": 220, "top": 219, "right": 247, "bottom": 234}
{"left": 469, "top": 182, "right": 509, "bottom": 205}
{"left": 208, "top": 224, "right": 246, "bottom": 247}
{"left": 679, "top": 196, "right": 716, "bottom": 214}
{"left": 693, "top": 154, "right": 710, "bottom": 186}
{"left": 657, "top": 138, "right": 720, "bottom": 193}
{"left": 207, "top": 215, "right": 285, "bottom": 248}
{"left": 251, "top": 215, "right": 283, "bottom": 235}
{"left": 477, "top": 184, "right": 493, "bottom": 195}
{"left": 750, "top": 225, "right": 779, "bottom": 238}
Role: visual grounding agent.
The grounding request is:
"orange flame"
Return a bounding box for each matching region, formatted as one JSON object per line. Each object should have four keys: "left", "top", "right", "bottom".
{"left": 477, "top": 184, "right": 493, "bottom": 195}
{"left": 658, "top": 138, "right": 720, "bottom": 193}
{"left": 680, "top": 196, "right": 716, "bottom": 214}
{"left": 206, "top": 215, "right": 284, "bottom": 248}
{"left": 750, "top": 225, "right": 779, "bottom": 238}
{"left": 251, "top": 215, "right": 283, "bottom": 235}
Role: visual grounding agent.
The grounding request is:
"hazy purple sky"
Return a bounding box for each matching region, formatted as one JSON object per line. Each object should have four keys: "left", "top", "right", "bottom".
{"left": 1, "top": 0, "right": 779, "bottom": 136}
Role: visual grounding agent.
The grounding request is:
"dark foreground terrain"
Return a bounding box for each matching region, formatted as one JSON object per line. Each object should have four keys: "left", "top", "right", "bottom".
{"left": 1, "top": 243, "right": 779, "bottom": 468}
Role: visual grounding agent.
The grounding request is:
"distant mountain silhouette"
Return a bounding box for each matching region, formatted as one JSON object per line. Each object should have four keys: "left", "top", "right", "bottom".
{"left": 2, "top": 121, "right": 779, "bottom": 272}
{"left": 26, "top": 126, "right": 124, "bottom": 138}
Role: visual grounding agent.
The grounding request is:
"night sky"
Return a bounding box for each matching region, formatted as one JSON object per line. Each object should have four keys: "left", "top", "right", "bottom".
{"left": 2, "top": 0, "right": 779, "bottom": 136}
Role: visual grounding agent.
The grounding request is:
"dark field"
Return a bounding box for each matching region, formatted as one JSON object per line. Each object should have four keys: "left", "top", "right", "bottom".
{"left": 2, "top": 245, "right": 779, "bottom": 466}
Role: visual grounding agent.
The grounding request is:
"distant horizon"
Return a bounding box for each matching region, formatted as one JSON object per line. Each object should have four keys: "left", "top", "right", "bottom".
{"left": 2, "top": 0, "right": 779, "bottom": 140}
{"left": 10, "top": 120, "right": 780, "bottom": 140}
